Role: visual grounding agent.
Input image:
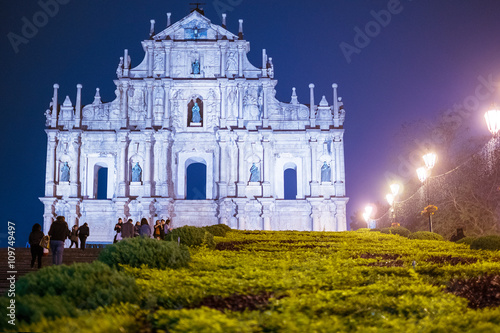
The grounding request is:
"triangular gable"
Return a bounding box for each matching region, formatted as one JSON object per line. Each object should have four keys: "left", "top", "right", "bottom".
{"left": 153, "top": 11, "right": 237, "bottom": 41}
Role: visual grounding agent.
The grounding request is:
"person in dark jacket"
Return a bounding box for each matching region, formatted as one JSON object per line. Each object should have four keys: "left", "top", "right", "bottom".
{"left": 121, "top": 219, "right": 135, "bottom": 239}
{"left": 69, "top": 225, "right": 79, "bottom": 248}
{"left": 114, "top": 218, "right": 123, "bottom": 243}
{"left": 153, "top": 220, "right": 163, "bottom": 240}
{"left": 48, "top": 216, "right": 70, "bottom": 265}
{"left": 134, "top": 221, "right": 141, "bottom": 237}
{"left": 139, "top": 218, "right": 152, "bottom": 238}
{"left": 28, "top": 223, "right": 44, "bottom": 269}
{"left": 78, "top": 223, "right": 90, "bottom": 250}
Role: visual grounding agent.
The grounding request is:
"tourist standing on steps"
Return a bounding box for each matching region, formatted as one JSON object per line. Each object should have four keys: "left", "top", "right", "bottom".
{"left": 139, "top": 218, "right": 152, "bottom": 238}
{"left": 69, "top": 225, "right": 79, "bottom": 248}
{"left": 154, "top": 220, "right": 162, "bottom": 240}
{"left": 134, "top": 221, "right": 141, "bottom": 237}
{"left": 28, "top": 223, "right": 44, "bottom": 269}
{"left": 48, "top": 216, "right": 70, "bottom": 265}
{"left": 121, "top": 218, "right": 135, "bottom": 239}
{"left": 78, "top": 223, "right": 90, "bottom": 250}
{"left": 114, "top": 218, "right": 123, "bottom": 243}
{"left": 160, "top": 219, "right": 166, "bottom": 240}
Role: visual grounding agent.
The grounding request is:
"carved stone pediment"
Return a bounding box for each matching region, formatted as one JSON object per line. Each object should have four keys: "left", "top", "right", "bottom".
{"left": 153, "top": 11, "right": 237, "bottom": 41}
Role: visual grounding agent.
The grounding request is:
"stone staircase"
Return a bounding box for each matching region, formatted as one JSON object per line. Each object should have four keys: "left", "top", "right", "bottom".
{"left": 0, "top": 248, "right": 102, "bottom": 295}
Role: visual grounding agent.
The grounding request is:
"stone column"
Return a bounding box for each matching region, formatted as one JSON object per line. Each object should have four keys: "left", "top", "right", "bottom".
{"left": 162, "top": 79, "right": 171, "bottom": 128}
{"left": 162, "top": 133, "right": 171, "bottom": 197}
{"left": 70, "top": 132, "right": 81, "bottom": 197}
{"left": 118, "top": 131, "right": 128, "bottom": 197}
{"left": 237, "top": 44, "right": 244, "bottom": 77}
{"left": 220, "top": 44, "right": 227, "bottom": 77}
{"left": 163, "top": 42, "right": 172, "bottom": 77}
{"left": 219, "top": 79, "right": 228, "bottom": 128}
{"left": 310, "top": 139, "right": 320, "bottom": 197}
{"left": 144, "top": 132, "right": 153, "bottom": 197}
{"left": 237, "top": 81, "right": 244, "bottom": 128}
{"left": 120, "top": 80, "right": 129, "bottom": 129}
{"left": 236, "top": 133, "right": 246, "bottom": 197}
{"left": 334, "top": 137, "right": 345, "bottom": 197}
{"left": 262, "top": 133, "right": 272, "bottom": 197}
{"left": 310, "top": 140, "right": 319, "bottom": 183}
{"left": 153, "top": 133, "right": 162, "bottom": 196}
{"left": 262, "top": 81, "right": 269, "bottom": 128}
{"left": 146, "top": 79, "right": 154, "bottom": 128}
{"left": 218, "top": 134, "right": 228, "bottom": 197}
{"left": 51, "top": 84, "right": 59, "bottom": 128}
{"left": 75, "top": 84, "right": 82, "bottom": 128}
{"left": 309, "top": 83, "right": 316, "bottom": 127}
{"left": 147, "top": 45, "right": 154, "bottom": 78}
{"left": 334, "top": 139, "right": 341, "bottom": 183}
{"left": 45, "top": 130, "right": 57, "bottom": 197}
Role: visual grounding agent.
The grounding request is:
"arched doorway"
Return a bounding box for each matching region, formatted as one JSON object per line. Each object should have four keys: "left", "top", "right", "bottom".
{"left": 94, "top": 164, "right": 108, "bottom": 199}
{"left": 186, "top": 162, "right": 206, "bottom": 200}
{"left": 284, "top": 165, "right": 297, "bottom": 200}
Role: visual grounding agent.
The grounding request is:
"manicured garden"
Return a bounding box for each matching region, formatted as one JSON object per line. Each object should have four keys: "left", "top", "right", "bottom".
{"left": 4, "top": 227, "right": 500, "bottom": 332}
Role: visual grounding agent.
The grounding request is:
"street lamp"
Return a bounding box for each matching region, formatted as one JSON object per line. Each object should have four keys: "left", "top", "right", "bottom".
{"left": 385, "top": 193, "right": 395, "bottom": 226}
{"left": 485, "top": 106, "right": 500, "bottom": 136}
{"left": 416, "top": 167, "right": 428, "bottom": 183}
{"left": 417, "top": 152, "right": 437, "bottom": 232}
{"left": 363, "top": 205, "right": 374, "bottom": 228}
{"left": 389, "top": 183, "right": 400, "bottom": 226}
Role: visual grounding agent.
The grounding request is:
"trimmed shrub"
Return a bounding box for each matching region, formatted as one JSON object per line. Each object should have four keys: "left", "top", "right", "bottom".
{"left": 16, "top": 294, "right": 79, "bottom": 325}
{"left": 203, "top": 224, "right": 231, "bottom": 237}
{"left": 98, "top": 236, "right": 191, "bottom": 269}
{"left": 470, "top": 235, "right": 500, "bottom": 251}
{"left": 380, "top": 227, "right": 410, "bottom": 238}
{"left": 409, "top": 231, "right": 444, "bottom": 241}
{"left": 16, "top": 262, "right": 139, "bottom": 310}
{"left": 457, "top": 237, "right": 476, "bottom": 246}
{"left": 18, "top": 303, "right": 147, "bottom": 333}
{"left": 356, "top": 228, "right": 371, "bottom": 233}
{"left": 369, "top": 228, "right": 381, "bottom": 232}
{"left": 168, "top": 226, "right": 216, "bottom": 249}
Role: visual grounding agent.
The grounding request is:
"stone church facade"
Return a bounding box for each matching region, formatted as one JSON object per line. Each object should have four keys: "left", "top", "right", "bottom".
{"left": 40, "top": 9, "right": 348, "bottom": 242}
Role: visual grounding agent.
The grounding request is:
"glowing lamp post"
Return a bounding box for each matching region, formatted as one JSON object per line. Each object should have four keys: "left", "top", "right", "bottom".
{"left": 389, "top": 183, "right": 400, "bottom": 226}
{"left": 485, "top": 107, "right": 500, "bottom": 136}
{"left": 363, "top": 205, "right": 374, "bottom": 229}
{"left": 385, "top": 193, "right": 396, "bottom": 226}
{"left": 417, "top": 152, "right": 437, "bottom": 232}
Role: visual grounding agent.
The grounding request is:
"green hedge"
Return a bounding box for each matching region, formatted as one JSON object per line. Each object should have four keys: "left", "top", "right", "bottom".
{"left": 408, "top": 231, "right": 444, "bottom": 241}
{"left": 98, "top": 236, "right": 191, "bottom": 269}
{"left": 457, "top": 237, "right": 476, "bottom": 246}
{"left": 16, "top": 262, "right": 139, "bottom": 311}
{"left": 18, "top": 304, "right": 147, "bottom": 333}
{"left": 470, "top": 235, "right": 500, "bottom": 251}
{"left": 16, "top": 294, "right": 79, "bottom": 325}
{"left": 168, "top": 226, "right": 215, "bottom": 249}
{"left": 203, "top": 224, "right": 231, "bottom": 237}
{"left": 380, "top": 227, "right": 411, "bottom": 238}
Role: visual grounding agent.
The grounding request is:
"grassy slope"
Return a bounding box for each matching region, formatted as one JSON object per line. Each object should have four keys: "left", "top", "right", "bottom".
{"left": 17, "top": 230, "right": 500, "bottom": 332}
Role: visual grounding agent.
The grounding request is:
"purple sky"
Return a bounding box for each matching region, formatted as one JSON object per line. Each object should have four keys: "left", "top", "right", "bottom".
{"left": 1, "top": 0, "right": 500, "bottom": 245}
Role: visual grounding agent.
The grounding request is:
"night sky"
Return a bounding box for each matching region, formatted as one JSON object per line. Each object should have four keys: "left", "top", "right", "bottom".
{"left": 2, "top": 0, "right": 500, "bottom": 247}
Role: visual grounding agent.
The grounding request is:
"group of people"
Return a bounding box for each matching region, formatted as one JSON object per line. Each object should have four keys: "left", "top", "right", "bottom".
{"left": 28, "top": 216, "right": 90, "bottom": 268}
{"left": 113, "top": 218, "right": 172, "bottom": 242}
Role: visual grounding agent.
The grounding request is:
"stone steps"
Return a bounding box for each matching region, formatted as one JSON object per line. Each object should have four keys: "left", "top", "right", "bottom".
{"left": 0, "top": 248, "right": 102, "bottom": 295}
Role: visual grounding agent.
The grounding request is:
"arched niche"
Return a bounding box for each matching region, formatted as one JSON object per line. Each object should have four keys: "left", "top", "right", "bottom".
{"left": 94, "top": 162, "right": 108, "bottom": 199}
{"left": 283, "top": 162, "right": 297, "bottom": 200}
{"left": 274, "top": 157, "right": 304, "bottom": 199}
{"left": 186, "top": 158, "right": 207, "bottom": 200}
{"left": 187, "top": 96, "right": 203, "bottom": 126}
{"left": 176, "top": 152, "right": 214, "bottom": 200}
